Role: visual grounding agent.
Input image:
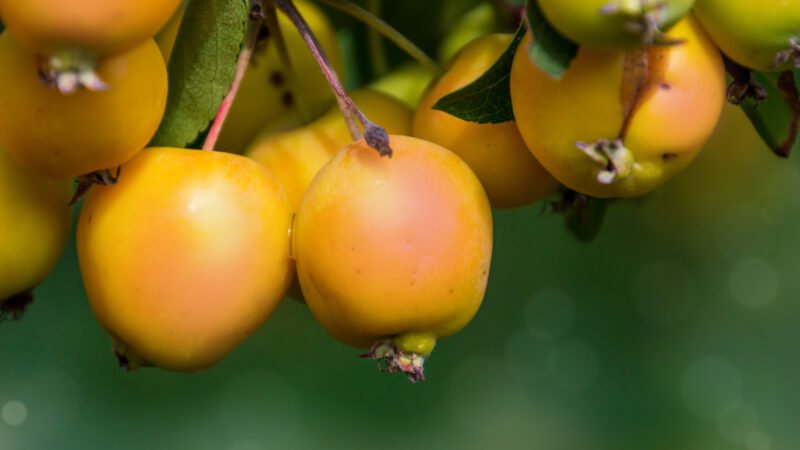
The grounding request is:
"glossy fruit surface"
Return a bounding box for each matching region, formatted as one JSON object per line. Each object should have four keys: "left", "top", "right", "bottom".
{"left": 694, "top": 0, "right": 800, "bottom": 71}
{"left": 538, "top": 0, "right": 694, "bottom": 49}
{"left": 216, "top": 0, "right": 342, "bottom": 153}
{"left": 0, "top": 35, "right": 168, "bottom": 179}
{"left": 0, "top": 0, "right": 181, "bottom": 57}
{"left": 438, "top": 2, "right": 497, "bottom": 63}
{"left": 293, "top": 136, "right": 492, "bottom": 356}
{"left": 414, "top": 34, "right": 560, "bottom": 209}
{"left": 77, "top": 148, "right": 293, "bottom": 371}
{"left": 246, "top": 89, "right": 412, "bottom": 211}
{"left": 0, "top": 147, "right": 71, "bottom": 303}
{"left": 510, "top": 17, "right": 725, "bottom": 198}
{"left": 369, "top": 63, "right": 435, "bottom": 109}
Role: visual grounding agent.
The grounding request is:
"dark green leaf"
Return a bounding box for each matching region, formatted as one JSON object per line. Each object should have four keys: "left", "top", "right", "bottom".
{"left": 431, "top": 25, "right": 525, "bottom": 124}
{"left": 525, "top": 0, "right": 577, "bottom": 80}
{"left": 739, "top": 70, "right": 800, "bottom": 158}
{"left": 150, "top": 0, "right": 249, "bottom": 148}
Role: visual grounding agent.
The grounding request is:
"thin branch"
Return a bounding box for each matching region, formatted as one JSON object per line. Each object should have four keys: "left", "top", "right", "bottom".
{"left": 316, "top": 0, "right": 441, "bottom": 74}
{"left": 274, "top": 0, "right": 392, "bottom": 156}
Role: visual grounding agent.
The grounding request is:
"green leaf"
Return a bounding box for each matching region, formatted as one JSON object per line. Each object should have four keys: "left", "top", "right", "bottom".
{"left": 739, "top": 70, "right": 800, "bottom": 158}
{"left": 431, "top": 25, "right": 525, "bottom": 124}
{"left": 150, "top": 0, "right": 249, "bottom": 148}
{"left": 525, "top": 0, "right": 577, "bottom": 80}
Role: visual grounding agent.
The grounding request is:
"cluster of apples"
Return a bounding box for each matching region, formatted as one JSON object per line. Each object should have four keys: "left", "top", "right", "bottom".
{"left": 1, "top": 0, "right": 797, "bottom": 382}
{"left": 0, "top": 0, "right": 180, "bottom": 319}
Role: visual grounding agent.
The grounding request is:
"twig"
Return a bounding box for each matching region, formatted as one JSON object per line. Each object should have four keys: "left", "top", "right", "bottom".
{"left": 315, "top": 0, "right": 441, "bottom": 74}
{"left": 274, "top": 0, "right": 392, "bottom": 156}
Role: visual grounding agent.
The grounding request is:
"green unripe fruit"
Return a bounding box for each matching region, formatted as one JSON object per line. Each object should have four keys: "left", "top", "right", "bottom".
{"left": 694, "top": 0, "right": 800, "bottom": 71}
{"left": 538, "top": 0, "right": 694, "bottom": 49}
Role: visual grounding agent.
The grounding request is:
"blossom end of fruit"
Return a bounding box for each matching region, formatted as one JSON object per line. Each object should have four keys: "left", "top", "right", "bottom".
{"left": 360, "top": 339, "right": 427, "bottom": 382}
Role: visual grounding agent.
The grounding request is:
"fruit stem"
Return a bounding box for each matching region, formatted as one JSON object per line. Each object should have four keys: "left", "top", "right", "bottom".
{"left": 273, "top": 0, "right": 393, "bottom": 156}
{"left": 360, "top": 332, "right": 437, "bottom": 383}
{"left": 203, "top": 0, "right": 265, "bottom": 151}
{"left": 599, "top": 0, "right": 683, "bottom": 46}
{"left": 315, "top": 0, "right": 441, "bottom": 74}
{"left": 0, "top": 290, "right": 34, "bottom": 324}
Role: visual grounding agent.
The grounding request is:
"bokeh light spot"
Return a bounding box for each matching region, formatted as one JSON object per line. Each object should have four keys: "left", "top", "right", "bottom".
{"left": 2, "top": 400, "right": 27, "bottom": 426}
{"left": 681, "top": 357, "right": 742, "bottom": 418}
{"left": 729, "top": 258, "right": 779, "bottom": 308}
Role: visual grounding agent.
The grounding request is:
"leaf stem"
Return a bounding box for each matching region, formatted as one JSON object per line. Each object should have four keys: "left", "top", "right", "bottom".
{"left": 203, "top": 0, "right": 264, "bottom": 151}
{"left": 274, "top": 0, "right": 392, "bottom": 156}
{"left": 315, "top": 0, "right": 441, "bottom": 74}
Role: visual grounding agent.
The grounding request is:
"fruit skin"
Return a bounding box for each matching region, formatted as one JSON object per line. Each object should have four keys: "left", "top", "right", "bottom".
{"left": 510, "top": 16, "right": 725, "bottom": 198}
{"left": 694, "top": 0, "right": 800, "bottom": 71}
{"left": 0, "top": 148, "right": 71, "bottom": 302}
{"left": 77, "top": 148, "right": 293, "bottom": 371}
{"left": 369, "top": 63, "right": 435, "bottom": 109}
{"left": 155, "top": 2, "right": 185, "bottom": 62}
{"left": 216, "top": 0, "right": 342, "bottom": 153}
{"left": 0, "top": 0, "right": 181, "bottom": 57}
{"left": 538, "top": 0, "right": 694, "bottom": 49}
{"left": 293, "top": 135, "right": 492, "bottom": 350}
{"left": 0, "top": 35, "right": 168, "bottom": 179}
{"left": 414, "top": 34, "right": 560, "bottom": 209}
{"left": 438, "top": 2, "right": 497, "bottom": 64}
{"left": 246, "top": 89, "right": 412, "bottom": 211}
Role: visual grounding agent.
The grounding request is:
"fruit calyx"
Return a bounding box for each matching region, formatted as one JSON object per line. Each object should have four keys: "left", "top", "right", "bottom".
{"left": 360, "top": 332, "right": 437, "bottom": 382}
{"left": 0, "top": 290, "right": 34, "bottom": 324}
{"left": 39, "top": 50, "right": 108, "bottom": 94}
{"left": 71, "top": 167, "right": 122, "bottom": 205}
{"left": 773, "top": 37, "right": 800, "bottom": 70}
{"left": 112, "top": 337, "right": 153, "bottom": 371}
{"left": 600, "top": 0, "right": 682, "bottom": 46}
{"left": 577, "top": 138, "right": 636, "bottom": 184}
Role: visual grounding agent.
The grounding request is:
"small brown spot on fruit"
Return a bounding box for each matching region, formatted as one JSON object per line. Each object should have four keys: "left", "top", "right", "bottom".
{"left": 660, "top": 83, "right": 671, "bottom": 90}
{"left": 662, "top": 153, "right": 677, "bottom": 161}
{"left": 281, "top": 91, "right": 294, "bottom": 107}
{"left": 269, "top": 71, "right": 285, "bottom": 86}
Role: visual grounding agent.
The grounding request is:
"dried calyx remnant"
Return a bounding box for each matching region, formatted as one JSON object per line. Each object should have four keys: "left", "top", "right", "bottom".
{"left": 70, "top": 166, "right": 122, "bottom": 205}
{"left": 773, "top": 37, "right": 800, "bottom": 69}
{"left": 0, "top": 290, "right": 34, "bottom": 324}
{"left": 360, "top": 332, "right": 437, "bottom": 382}
{"left": 38, "top": 51, "right": 108, "bottom": 94}
{"left": 272, "top": 0, "right": 393, "bottom": 156}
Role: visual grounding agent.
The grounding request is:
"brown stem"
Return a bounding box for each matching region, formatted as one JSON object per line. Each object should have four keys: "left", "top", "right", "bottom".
{"left": 273, "top": 0, "right": 392, "bottom": 156}
{"left": 203, "top": 0, "right": 265, "bottom": 151}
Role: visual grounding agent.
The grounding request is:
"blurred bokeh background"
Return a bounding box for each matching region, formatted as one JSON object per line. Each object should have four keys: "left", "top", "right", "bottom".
{"left": 2, "top": 1, "right": 799, "bottom": 449}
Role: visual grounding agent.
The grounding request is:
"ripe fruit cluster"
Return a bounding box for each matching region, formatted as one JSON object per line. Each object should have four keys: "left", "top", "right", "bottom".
{"left": 0, "top": 0, "right": 178, "bottom": 320}
{"left": 1, "top": 0, "right": 797, "bottom": 382}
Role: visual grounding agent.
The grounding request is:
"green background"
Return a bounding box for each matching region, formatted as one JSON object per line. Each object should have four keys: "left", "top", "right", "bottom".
{"left": 1, "top": 1, "right": 798, "bottom": 449}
